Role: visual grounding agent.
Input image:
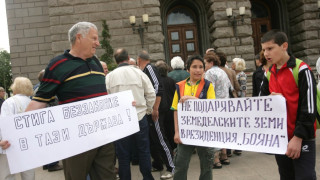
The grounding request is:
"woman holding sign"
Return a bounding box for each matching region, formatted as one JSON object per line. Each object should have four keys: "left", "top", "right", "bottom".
{"left": 171, "top": 55, "right": 216, "bottom": 180}
{"left": 0, "top": 77, "right": 35, "bottom": 180}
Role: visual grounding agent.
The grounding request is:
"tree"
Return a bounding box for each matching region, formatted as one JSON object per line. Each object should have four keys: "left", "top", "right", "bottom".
{"left": 0, "top": 50, "right": 12, "bottom": 94}
{"left": 100, "top": 20, "right": 116, "bottom": 71}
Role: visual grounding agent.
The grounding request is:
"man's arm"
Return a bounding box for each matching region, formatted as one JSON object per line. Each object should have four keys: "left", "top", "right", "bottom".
{"left": 145, "top": 64, "right": 163, "bottom": 121}
{"left": 142, "top": 73, "right": 156, "bottom": 114}
{"left": 294, "top": 67, "right": 317, "bottom": 140}
{"left": 287, "top": 67, "right": 316, "bottom": 159}
{"left": 173, "top": 110, "right": 182, "bottom": 144}
{"left": 25, "top": 100, "right": 47, "bottom": 112}
{"left": 152, "top": 96, "right": 161, "bottom": 121}
{"left": 145, "top": 64, "right": 163, "bottom": 96}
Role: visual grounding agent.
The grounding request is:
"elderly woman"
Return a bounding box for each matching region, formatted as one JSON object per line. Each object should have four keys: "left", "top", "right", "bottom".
{"left": 168, "top": 56, "right": 190, "bottom": 83}
{"left": 231, "top": 58, "right": 246, "bottom": 156}
{"left": 0, "top": 77, "right": 35, "bottom": 180}
{"left": 232, "top": 58, "right": 247, "bottom": 98}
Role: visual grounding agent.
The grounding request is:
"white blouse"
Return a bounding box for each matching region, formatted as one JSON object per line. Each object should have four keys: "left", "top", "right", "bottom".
{"left": 0, "top": 94, "right": 31, "bottom": 153}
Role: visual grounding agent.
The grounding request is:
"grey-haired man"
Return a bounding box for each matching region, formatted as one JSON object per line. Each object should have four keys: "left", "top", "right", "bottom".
{"left": 25, "top": 22, "right": 116, "bottom": 180}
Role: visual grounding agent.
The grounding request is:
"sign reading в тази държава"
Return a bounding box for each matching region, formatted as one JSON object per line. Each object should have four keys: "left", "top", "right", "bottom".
{"left": 178, "top": 95, "right": 287, "bottom": 154}
{"left": 0, "top": 90, "right": 139, "bottom": 174}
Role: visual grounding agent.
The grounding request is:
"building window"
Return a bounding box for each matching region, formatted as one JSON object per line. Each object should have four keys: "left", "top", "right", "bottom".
{"left": 167, "top": 7, "right": 195, "bottom": 25}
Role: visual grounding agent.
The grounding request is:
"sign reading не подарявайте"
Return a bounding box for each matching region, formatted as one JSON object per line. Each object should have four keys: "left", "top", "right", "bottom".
{"left": 0, "top": 90, "right": 139, "bottom": 174}
{"left": 178, "top": 95, "right": 287, "bottom": 154}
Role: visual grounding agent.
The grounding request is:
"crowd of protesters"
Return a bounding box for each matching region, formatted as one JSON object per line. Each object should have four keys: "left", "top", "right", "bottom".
{"left": 0, "top": 22, "right": 318, "bottom": 180}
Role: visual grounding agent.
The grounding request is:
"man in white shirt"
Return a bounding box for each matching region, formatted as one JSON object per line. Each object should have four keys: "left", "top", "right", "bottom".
{"left": 106, "top": 48, "right": 156, "bottom": 180}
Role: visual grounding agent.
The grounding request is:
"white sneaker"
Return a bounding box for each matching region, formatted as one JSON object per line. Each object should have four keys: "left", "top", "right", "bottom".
{"left": 160, "top": 171, "right": 173, "bottom": 179}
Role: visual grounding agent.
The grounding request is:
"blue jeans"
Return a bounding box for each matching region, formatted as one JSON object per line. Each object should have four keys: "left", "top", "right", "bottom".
{"left": 115, "top": 116, "right": 154, "bottom": 180}
{"left": 173, "top": 144, "right": 215, "bottom": 180}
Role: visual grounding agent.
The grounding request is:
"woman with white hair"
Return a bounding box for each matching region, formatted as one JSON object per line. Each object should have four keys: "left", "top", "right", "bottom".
{"left": 0, "top": 77, "right": 35, "bottom": 180}
{"left": 232, "top": 58, "right": 247, "bottom": 98}
{"left": 231, "top": 58, "right": 246, "bottom": 156}
{"left": 168, "top": 56, "right": 190, "bottom": 82}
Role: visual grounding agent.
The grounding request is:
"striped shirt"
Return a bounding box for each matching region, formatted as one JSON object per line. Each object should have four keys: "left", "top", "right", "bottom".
{"left": 33, "top": 50, "right": 107, "bottom": 104}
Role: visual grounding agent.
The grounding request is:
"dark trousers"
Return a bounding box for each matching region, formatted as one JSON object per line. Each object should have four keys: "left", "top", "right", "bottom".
{"left": 173, "top": 144, "right": 215, "bottom": 180}
{"left": 148, "top": 114, "right": 174, "bottom": 172}
{"left": 131, "top": 137, "right": 139, "bottom": 163}
{"left": 115, "top": 116, "right": 154, "bottom": 180}
{"left": 275, "top": 139, "right": 316, "bottom": 180}
{"left": 163, "top": 109, "right": 176, "bottom": 150}
{"left": 63, "top": 143, "right": 116, "bottom": 180}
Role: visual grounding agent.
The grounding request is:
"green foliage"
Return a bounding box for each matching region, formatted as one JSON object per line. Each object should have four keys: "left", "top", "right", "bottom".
{"left": 100, "top": 20, "right": 116, "bottom": 71}
{"left": 0, "top": 50, "right": 12, "bottom": 94}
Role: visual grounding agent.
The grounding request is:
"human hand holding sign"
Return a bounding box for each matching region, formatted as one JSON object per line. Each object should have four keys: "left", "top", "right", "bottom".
{"left": 179, "top": 96, "right": 197, "bottom": 103}
{"left": 270, "top": 92, "right": 283, "bottom": 96}
{"left": 173, "top": 110, "right": 182, "bottom": 144}
{"left": 0, "top": 140, "right": 10, "bottom": 150}
{"left": 174, "top": 132, "right": 182, "bottom": 144}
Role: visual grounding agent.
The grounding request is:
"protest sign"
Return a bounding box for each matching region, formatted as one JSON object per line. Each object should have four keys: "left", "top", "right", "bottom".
{"left": 0, "top": 90, "right": 139, "bottom": 174}
{"left": 178, "top": 95, "right": 287, "bottom": 154}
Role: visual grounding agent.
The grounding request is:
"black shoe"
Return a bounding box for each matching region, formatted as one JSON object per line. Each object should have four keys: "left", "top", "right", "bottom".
{"left": 48, "top": 164, "right": 63, "bottom": 172}
{"left": 43, "top": 165, "right": 48, "bottom": 170}
{"left": 151, "top": 167, "right": 163, "bottom": 172}
{"left": 233, "top": 150, "right": 242, "bottom": 156}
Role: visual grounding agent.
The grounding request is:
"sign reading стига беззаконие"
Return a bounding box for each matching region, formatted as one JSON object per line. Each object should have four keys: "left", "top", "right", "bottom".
{"left": 0, "top": 90, "right": 139, "bottom": 174}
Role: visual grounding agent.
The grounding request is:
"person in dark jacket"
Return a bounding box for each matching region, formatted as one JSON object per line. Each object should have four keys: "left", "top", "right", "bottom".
{"left": 260, "top": 30, "right": 317, "bottom": 180}
{"left": 155, "top": 60, "right": 176, "bottom": 150}
{"left": 137, "top": 51, "right": 174, "bottom": 179}
{"left": 252, "top": 50, "right": 272, "bottom": 97}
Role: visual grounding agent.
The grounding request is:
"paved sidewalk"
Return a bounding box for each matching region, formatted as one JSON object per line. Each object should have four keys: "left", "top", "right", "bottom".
{"left": 17, "top": 130, "right": 320, "bottom": 180}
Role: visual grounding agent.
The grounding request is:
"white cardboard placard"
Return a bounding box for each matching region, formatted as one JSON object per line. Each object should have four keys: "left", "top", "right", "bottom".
{"left": 0, "top": 90, "right": 139, "bottom": 174}
{"left": 178, "top": 95, "right": 287, "bottom": 154}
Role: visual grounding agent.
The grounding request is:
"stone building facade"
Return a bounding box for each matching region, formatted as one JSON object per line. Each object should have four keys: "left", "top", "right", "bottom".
{"left": 5, "top": 0, "right": 320, "bottom": 86}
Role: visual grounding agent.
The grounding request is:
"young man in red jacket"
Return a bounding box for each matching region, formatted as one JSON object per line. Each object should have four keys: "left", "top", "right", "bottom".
{"left": 260, "top": 30, "right": 317, "bottom": 180}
